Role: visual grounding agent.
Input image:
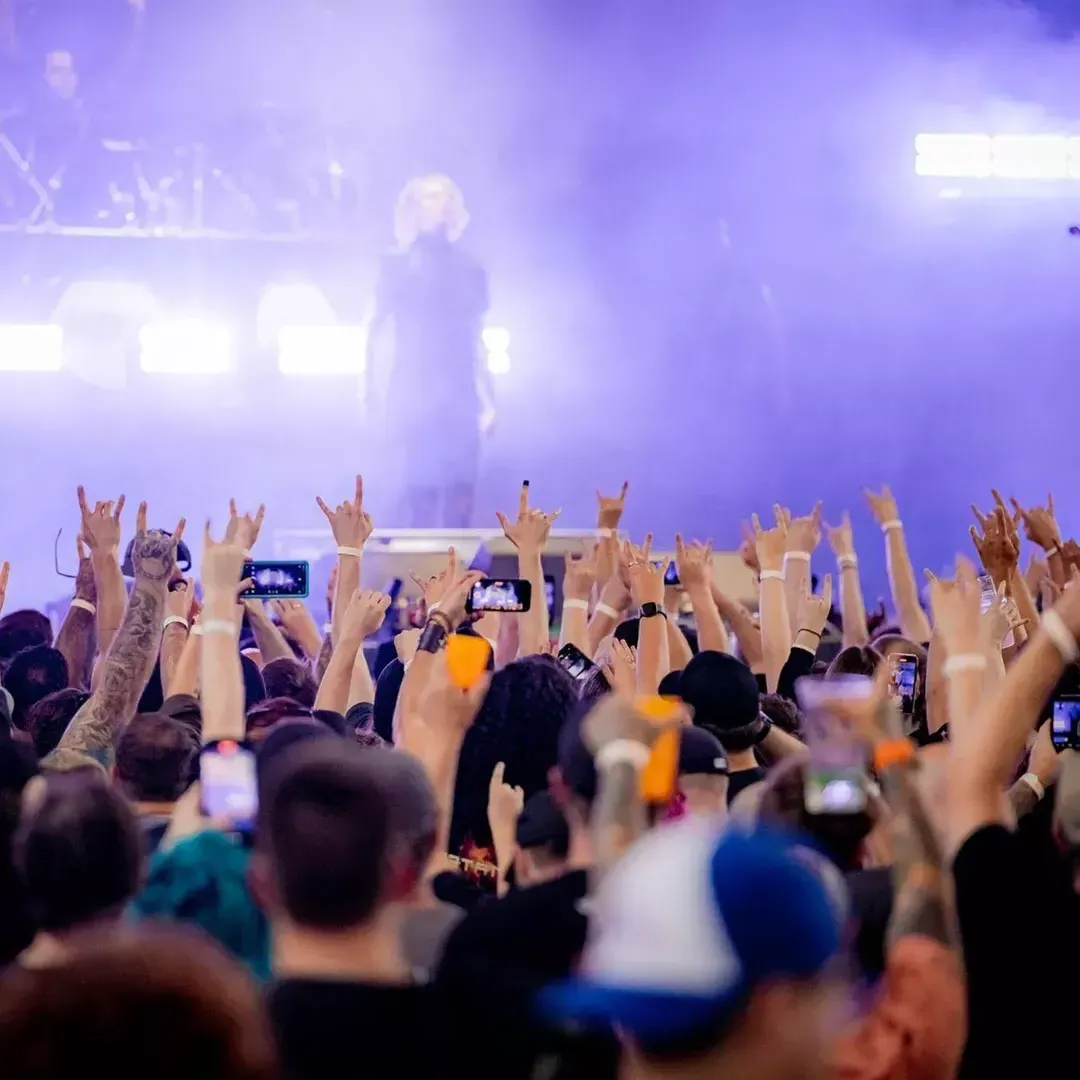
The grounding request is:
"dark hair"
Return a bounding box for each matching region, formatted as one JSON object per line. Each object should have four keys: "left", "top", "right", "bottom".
{"left": 0, "top": 610, "right": 53, "bottom": 664}
{"left": 4, "top": 646, "right": 68, "bottom": 730}
{"left": 0, "top": 741, "right": 38, "bottom": 965}
{"left": 355, "top": 728, "right": 387, "bottom": 749}
{"left": 241, "top": 655, "right": 267, "bottom": 711}
{"left": 160, "top": 694, "right": 202, "bottom": 741}
{"left": 116, "top": 713, "right": 198, "bottom": 803}
{"left": 15, "top": 772, "right": 143, "bottom": 931}
{"left": 372, "top": 658, "right": 405, "bottom": 743}
{"left": 826, "top": 645, "right": 882, "bottom": 680}
{"left": 260, "top": 658, "right": 317, "bottom": 708}
{"left": 0, "top": 927, "right": 274, "bottom": 1080}
{"left": 259, "top": 741, "right": 391, "bottom": 930}
{"left": 613, "top": 618, "right": 640, "bottom": 649}
{"left": 246, "top": 696, "right": 314, "bottom": 741}
{"left": 678, "top": 651, "right": 760, "bottom": 751}
{"left": 578, "top": 665, "right": 612, "bottom": 706}
{"left": 136, "top": 660, "right": 165, "bottom": 714}
{"left": 759, "top": 693, "right": 802, "bottom": 739}
{"left": 449, "top": 655, "right": 577, "bottom": 857}
{"left": 27, "top": 688, "right": 90, "bottom": 759}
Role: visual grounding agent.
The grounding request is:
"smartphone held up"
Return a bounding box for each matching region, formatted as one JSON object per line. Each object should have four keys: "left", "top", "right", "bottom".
{"left": 466, "top": 578, "right": 532, "bottom": 614}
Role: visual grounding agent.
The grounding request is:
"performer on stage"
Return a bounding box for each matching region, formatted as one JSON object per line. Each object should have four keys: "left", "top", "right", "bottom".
{"left": 365, "top": 174, "right": 495, "bottom": 528}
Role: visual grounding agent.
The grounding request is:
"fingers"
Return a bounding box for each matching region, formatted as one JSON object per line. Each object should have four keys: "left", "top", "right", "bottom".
{"left": 819, "top": 572, "right": 833, "bottom": 609}
{"left": 495, "top": 510, "right": 510, "bottom": 532}
{"left": 619, "top": 480, "right": 629, "bottom": 500}
{"left": 253, "top": 504, "right": 265, "bottom": 532}
{"left": 674, "top": 532, "right": 686, "bottom": 559}
{"left": 355, "top": 474, "right": 364, "bottom": 506}
{"left": 1009, "top": 496, "right": 1025, "bottom": 520}
{"left": 1049, "top": 492, "right": 1056, "bottom": 516}
{"left": 315, "top": 496, "right": 332, "bottom": 521}
{"left": 77, "top": 485, "right": 89, "bottom": 518}
{"left": 518, "top": 480, "right": 530, "bottom": 518}
{"left": 773, "top": 504, "right": 786, "bottom": 530}
{"left": 810, "top": 501, "right": 823, "bottom": 526}
{"left": 113, "top": 494, "right": 126, "bottom": 522}
{"left": 173, "top": 518, "right": 186, "bottom": 545}
{"left": 229, "top": 498, "right": 238, "bottom": 519}
{"left": 955, "top": 554, "right": 978, "bottom": 588}
{"left": 641, "top": 533, "right": 653, "bottom": 561}
{"left": 970, "top": 504, "right": 987, "bottom": 529}
{"left": 446, "top": 545, "right": 458, "bottom": 579}
{"left": 923, "top": 568, "right": 938, "bottom": 585}
{"left": 491, "top": 761, "right": 505, "bottom": 789}
{"left": 0, "top": 561, "right": 9, "bottom": 592}
{"left": 547, "top": 508, "right": 562, "bottom": 525}
{"left": 136, "top": 501, "right": 147, "bottom": 535}
{"left": 204, "top": 519, "right": 218, "bottom": 546}
{"left": 969, "top": 524, "right": 983, "bottom": 550}
{"left": 235, "top": 578, "right": 255, "bottom": 598}
{"left": 751, "top": 513, "right": 764, "bottom": 539}
{"left": 991, "top": 489, "right": 1008, "bottom": 513}
{"left": 76, "top": 534, "right": 88, "bottom": 560}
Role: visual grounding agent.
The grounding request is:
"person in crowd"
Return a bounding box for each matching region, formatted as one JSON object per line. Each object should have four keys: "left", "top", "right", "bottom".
{"left": 260, "top": 656, "right": 318, "bottom": 707}
{"left": 3, "top": 644, "right": 68, "bottom": 730}
{"left": 26, "top": 687, "right": 89, "bottom": 758}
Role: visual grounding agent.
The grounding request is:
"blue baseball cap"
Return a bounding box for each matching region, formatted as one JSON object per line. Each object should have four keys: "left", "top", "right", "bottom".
{"left": 540, "top": 820, "right": 847, "bottom": 1042}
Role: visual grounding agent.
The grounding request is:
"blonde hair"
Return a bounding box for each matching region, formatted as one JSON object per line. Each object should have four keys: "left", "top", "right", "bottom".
{"left": 394, "top": 173, "right": 469, "bottom": 249}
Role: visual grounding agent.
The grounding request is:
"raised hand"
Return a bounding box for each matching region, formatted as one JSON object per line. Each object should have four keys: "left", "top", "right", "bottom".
{"left": 394, "top": 627, "right": 421, "bottom": 665}
{"left": 797, "top": 573, "right": 833, "bottom": 638}
{"left": 863, "top": 485, "right": 899, "bottom": 527}
{"left": 487, "top": 762, "right": 525, "bottom": 838}
{"left": 980, "top": 580, "right": 1013, "bottom": 648}
{"left": 1009, "top": 493, "right": 1060, "bottom": 553}
{"left": 131, "top": 505, "right": 186, "bottom": 585}
{"left": 596, "top": 481, "right": 629, "bottom": 531}
{"left": 0, "top": 560, "right": 8, "bottom": 615}
{"left": 970, "top": 500, "right": 1019, "bottom": 582}
{"left": 77, "top": 486, "right": 126, "bottom": 554}
{"left": 824, "top": 513, "right": 856, "bottom": 559}
{"left": 166, "top": 576, "right": 196, "bottom": 622}
{"left": 927, "top": 555, "right": 982, "bottom": 657}
{"left": 605, "top": 638, "right": 638, "bottom": 699}
{"left": 674, "top": 534, "right": 714, "bottom": 590}
{"left": 411, "top": 547, "right": 461, "bottom": 611}
{"left": 751, "top": 508, "right": 787, "bottom": 573}
{"left": 782, "top": 502, "right": 823, "bottom": 554}
{"left": 74, "top": 535, "right": 96, "bottom": 603}
{"left": 496, "top": 482, "right": 560, "bottom": 553}
{"left": 201, "top": 522, "right": 247, "bottom": 594}
{"left": 622, "top": 534, "right": 667, "bottom": 607}
{"left": 316, "top": 474, "right": 373, "bottom": 549}
{"left": 224, "top": 499, "right": 266, "bottom": 552}
{"left": 340, "top": 589, "right": 392, "bottom": 642}
{"left": 432, "top": 568, "right": 486, "bottom": 631}
{"left": 564, "top": 541, "right": 600, "bottom": 602}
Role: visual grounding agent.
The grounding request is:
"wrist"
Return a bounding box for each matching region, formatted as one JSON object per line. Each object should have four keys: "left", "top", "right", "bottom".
{"left": 90, "top": 547, "right": 119, "bottom": 565}
{"left": 202, "top": 594, "right": 238, "bottom": 620}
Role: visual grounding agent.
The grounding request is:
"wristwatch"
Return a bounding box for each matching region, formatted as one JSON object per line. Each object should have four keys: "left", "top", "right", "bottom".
{"left": 640, "top": 602, "right": 667, "bottom": 620}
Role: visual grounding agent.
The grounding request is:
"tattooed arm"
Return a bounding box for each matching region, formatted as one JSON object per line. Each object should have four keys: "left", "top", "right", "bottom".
{"left": 55, "top": 542, "right": 97, "bottom": 689}
{"left": 45, "top": 520, "right": 182, "bottom": 771}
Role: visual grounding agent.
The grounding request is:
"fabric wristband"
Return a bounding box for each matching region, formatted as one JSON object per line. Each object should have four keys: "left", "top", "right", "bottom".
{"left": 880, "top": 520, "right": 903, "bottom": 534}
{"left": 200, "top": 619, "right": 236, "bottom": 638}
{"left": 595, "top": 602, "right": 620, "bottom": 620}
{"left": 594, "top": 739, "right": 651, "bottom": 773}
{"left": 69, "top": 598, "right": 96, "bottom": 615}
{"left": 759, "top": 570, "right": 784, "bottom": 582}
{"left": 191, "top": 623, "right": 204, "bottom": 637}
{"left": 1046, "top": 545, "right": 1062, "bottom": 559}
{"left": 563, "top": 598, "right": 589, "bottom": 611}
{"left": 337, "top": 546, "right": 365, "bottom": 558}
{"left": 942, "top": 653, "right": 988, "bottom": 677}
{"left": 784, "top": 551, "right": 811, "bottom": 563}
{"left": 837, "top": 554, "right": 858, "bottom": 570}
{"left": 597, "top": 528, "right": 615, "bottom": 539}
{"left": 163, "top": 615, "right": 188, "bottom": 631}
{"left": 417, "top": 619, "right": 448, "bottom": 655}
{"left": 1042, "top": 609, "right": 1080, "bottom": 664}
{"left": 873, "top": 738, "right": 916, "bottom": 772}
{"left": 1020, "top": 772, "right": 1045, "bottom": 801}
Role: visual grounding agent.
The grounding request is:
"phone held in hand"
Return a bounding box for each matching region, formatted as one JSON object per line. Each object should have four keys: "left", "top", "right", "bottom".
{"left": 977, "top": 573, "right": 996, "bottom": 613}
{"left": 466, "top": 578, "right": 532, "bottom": 614}
{"left": 887, "top": 653, "right": 918, "bottom": 716}
{"left": 242, "top": 560, "right": 310, "bottom": 599}
{"left": 664, "top": 561, "right": 680, "bottom": 587}
{"left": 557, "top": 642, "right": 597, "bottom": 680}
{"left": 795, "top": 675, "right": 871, "bottom": 816}
{"left": 199, "top": 739, "right": 258, "bottom": 832}
{"left": 1051, "top": 696, "right": 1080, "bottom": 752}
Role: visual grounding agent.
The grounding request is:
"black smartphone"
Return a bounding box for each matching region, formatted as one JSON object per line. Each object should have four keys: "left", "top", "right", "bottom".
{"left": 1051, "top": 695, "right": 1080, "bottom": 752}
{"left": 466, "top": 578, "right": 532, "bottom": 613}
{"left": 544, "top": 575, "right": 556, "bottom": 611}
{"left": 558, "top": 642, "right": 598, "bottom": 680}
{"left": 664, "top": 561, "right": 680, "bottom": 586}
{"left": 887, "top": 653, "right": 918, "bottom": 716}
{"left": 243, "top": 560, "right": 309, "bottom": 599}
{"left": 199, "top": 739, "right": 258, "bottom": 831}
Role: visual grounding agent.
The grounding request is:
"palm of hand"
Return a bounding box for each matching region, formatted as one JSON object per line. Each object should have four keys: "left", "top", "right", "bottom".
{"left": 824, "top": 517, "right": 854, "bottom": 558}
{"left": 785, "top": 503, "right": 823, "bottom": 553}
{"left": 864, "top": 487, "right": 898, "bottom": 526}
{"left": 971, "top": 509, "right": 1018, "bottom": 577}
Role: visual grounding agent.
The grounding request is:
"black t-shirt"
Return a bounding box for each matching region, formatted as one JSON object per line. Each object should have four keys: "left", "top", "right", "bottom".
{"left": 268, "top": 978, "right": 452, "bottom": 1079}
{"left": 726, "top": 765, "right": 766, "bottom": 804}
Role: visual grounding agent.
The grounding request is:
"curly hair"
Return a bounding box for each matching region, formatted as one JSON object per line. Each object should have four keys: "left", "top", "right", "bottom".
{"left": 394, "top": 173, "right": 469, "bottom": 248}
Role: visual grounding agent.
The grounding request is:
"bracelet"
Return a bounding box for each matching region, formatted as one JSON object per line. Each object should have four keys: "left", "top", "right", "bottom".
{"left": 417, "top": 619, "right": 448, "bottom": 655}
{"left": 191, "top": 623, "right": 204, "bottom": 637}
{"left": 428, "top": 609, "right": 452, "bottom": 632}
{"left": 597, "top": 528, "right": 615, "bottom": 539}
{"left": 784, "top": 551, "right": 811, "bottom": 563}
{"left": 337, "top": 546, "right": 365, "bottom": 559}
{"left": 759, "top": 570, "right": 784, "bottom": 582}
{"left": 1019, "top": 772, "right": 1045, "bottom": 801}
{"left": 594, "top": 738, "right": 652, "bottom": 772}
{"left": 837, "top": 554, "right": 858, "bottom": 570}
{"left": 873, "top": 738, "right": 916, "bottom": 772}
{"left": 200, "top": 619, "right": 236, "bottom": 638}
{"left": 1042, "top": 609, "right": 1080, "bottom": 664}
{"left": 163, "top": 615, "right": 188, "bottom": 632}
{"left": 880, "top": 519, "right": 903, "bottom": 534}
{"left": 1046, "top": 545, "right": 1062, "bottom": 559}
{"left": 798, "top": 628, "right": 822, "bottom": 639}
{"left": 595, "top": 602, "right": 620, "bottom": 620}
{"left": 69, "top": 598, "right": 96, "bottom": 615}
{"left": 942, "top": 653, "right": 988, "bottom": 677}
{"left": 563, "top": 598, "right": 589, "bottom": 611}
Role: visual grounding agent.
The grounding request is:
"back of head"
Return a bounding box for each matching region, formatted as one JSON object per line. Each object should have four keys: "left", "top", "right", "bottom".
{"left": 4, "top": 646, "right": 68, "bottom": 731}
{"left": 826, "top": 645, "right": 882, "bottom": 680}
{"left": 257, "top": 740, "right": 392, "bottom": 930}
{"left": 374, "top": 747, "right": 438, "bottom": 884}
{"left": 759, "top": 693, "right": 802, "bottom": 739}
{"left": 15, "top": 771, "right": 143, "bottom": 932}
{"left": 678, "top": 651, "right": 761, "bottom": 752}
{"left": 261, "top": 657, "right": 317, "bottom": 708}
{"left": 116, "top": 713, "right": 198, "bottom": 804}
{"left": 241, "top": 654, "right": 267, "bottom": 711}
{"left": 27, "top": 688, "right": 90, "bottom": 759}
{"left": 372, "top": 657, "right": 405, "bottom": 742}
{"left": 246, "top": 696, "right": 314, "bottom": 742}
{"left": 0, "top": 610, "right": 53, "bottom": 665}
{"left": 0, "top": 926, "right": 274, "bottom": 1080}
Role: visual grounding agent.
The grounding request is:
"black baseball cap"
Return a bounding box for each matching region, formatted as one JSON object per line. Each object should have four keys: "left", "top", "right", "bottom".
{"left": 678, "top": 726, "right": 728, "bottom": 777}
{"left": 515, "top": 790, "right": 570, "bottom": 852}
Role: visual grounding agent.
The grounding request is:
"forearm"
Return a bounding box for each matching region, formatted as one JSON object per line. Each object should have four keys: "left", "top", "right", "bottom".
{"left": 517, "top": 549, "right": 548, "bottom": 658}
{"left": 245, "top": 607, "right": 294, "bottom": 664}
{"left": 314, "top": 633, "right": 333, "bottom": 684}
{"left": 586, "top": 610, "right": 620, "bottom": 656}
{"left": 1048, "top": 550, "right": 1067, "bottom": 588}
{"left": 159, "top": 624, "right": 188, "bottom": 698}
{"left": 92, "top": 550, "right": 127, "bottom": 653}
{"left": 838, "top": 563, "right": 870, "bottom": 647}
{"left": 712, "top": 587, "right": 764, "bottom": 674}
{"left": 286, "top": 614, "right": 324, "bottom": 661}
{"left": 635, "top": 614, "right": 668, "bottom": 695}
{"left": 886, "top": 529, "right": 932, "bottom": 643}
{"left": 1008, "top": 567, "right": 1039, "bottom": 637}
{"left": 759, "top": 724, "right": 805, "bottom": 762}
{"left": 55, "top": 607, "right": 96, "bottom": 689}
{"left": 168, "top": 629, "right": 200, "bottom": 698}
{"left": 558, "top": 601, "right": 590, "bottom": 656}
{"left": 687, "top": 583, "right": 729, "bottom": 654}
{"left": 665, "top": 618, "right": 694, "bottom": 670}
{"left": 925, "top": 633, "right": 949, "bottom": 735}
{"left": 592, "top": 761, "right": 647, "bottom": 886}
{"left": 347, "top": 646, "right": 376, "bottom": 708}
{"left": 314, "top": 633, "right": 363, "bottom": 714}
{"left": 783, "top": 558, "right": 810, "bottom": 638}
{"left": 48, "top": 576, "right": 165, "bottom": 769}
{"left": 759, "top": 578, "right": 791, "bottom": 692}
{"left": 200, "top": 592, "right": 244, "bottom": 743}
{"left": 331, "top": 554, "right": 361, "bottom": 646}
{"left": 394, "top": 648, "right": 437, "bottom": 744}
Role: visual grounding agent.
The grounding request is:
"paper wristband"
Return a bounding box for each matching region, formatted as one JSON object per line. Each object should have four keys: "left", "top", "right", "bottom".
{"left": 759, "top": 570, "right": 784, "bottom": 582}
{"left": 595, "top": 602, "right": 620, "bottom": 620}
{"left": 337, "top": 546, "right": 365, "bottom": 558}
{"left": 69, "top": 598, "right": 96, "bottom": 615}
{"left": 783, "top": 551, "right": 811, "bottom": 562}
{"left": 563, "top": 598, "right": 590, "bottom": 611}
{"left": 873, "top": 738, "right": 915, "bottom": 772}
{"left": 1020, "top": 772, "right": 1045, "bottom": 801}
{"left": 1042, "top": 609, "right": 1080, "bottom": 664}
{"left": 880, "top": 520, "right": 903, "bottom": 533}
{"left": 942, "top": 653, "right": 987, "bottom": 677}
{"left": 594, "top": 739, "right": 651, "bottom": 773}
{"left": 838, "top": 555, "right": 858, "bottom": 569}
{"left": 200, "top": 619, "right": 237, "bottom": 638}
{"left": 162, "top": 615, "right": 188, "bottom": 631}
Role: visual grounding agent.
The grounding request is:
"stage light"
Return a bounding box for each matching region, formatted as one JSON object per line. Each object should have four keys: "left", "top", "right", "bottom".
{"left": 486, "top": 350, "right": 511, "bottom": 374}
{"left": 481, "top": 326, "right": 510, "bottom": 352}
{"left": 915, "top": 132, "right": 1080, "bottom": 179}
{"left": 139, "top": 319, "right": 232, "bottom": 374}
{"left": 256, "top": 283, "right": 337, "bottom": 351}
{"left": 0, "top": 323, "right": 63, "bottom": 371}
{"left": 278, "top": 325, "right": 367, "bottom": 375}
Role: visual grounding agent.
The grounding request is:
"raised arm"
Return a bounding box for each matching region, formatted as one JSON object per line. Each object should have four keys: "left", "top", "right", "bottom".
{"left": 159, "top": 575, "right": 195, "bottom": 696}
{"left": 779, "top": 502, "right": 822, "bottom": 638}
{"left": 54, "top": 535, "right": 97, "bottom": 689}
{"left": 753, "top": 509, "right": 792, "bottom": 692}
{"left": 622, "top": 535, "right": 670, "bottom": 695}
{"left": 864, "top": 486, "right": 932, "bottom": 643}
{"left": 558, "top": 543, "right": 599, "bottom": 656}
{"left": 824, "top": 513, "right": 869, "bottom": 647}
{"left": 46, "top": 506, "right": 185, "bottom": 770}
{"left": 314, "top": 589, "right": 390, "bottom": 715}
{"left": 76, "top": 486, "right": 129, "bottom": 656}
{"left": 316, "top": 475, "right": 373, "bottom": 647}
{"left": 677, "top": 536, "right": 729, "bottom": 654}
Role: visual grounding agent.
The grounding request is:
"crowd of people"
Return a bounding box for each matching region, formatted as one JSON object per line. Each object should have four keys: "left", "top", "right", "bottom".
{"left": 0, "top": 474, "right": 1077, "bottom": 1079}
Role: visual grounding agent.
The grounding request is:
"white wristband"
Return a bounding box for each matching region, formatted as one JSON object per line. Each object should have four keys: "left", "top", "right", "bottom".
{"left": 563, "top": 598, "right": 589, "bottom": 611}
{"left": 837, "top": 555, "right": 858, "bottom": 570}
{"left": 759, "top": 569, "right": 784, "bottom": 582}
{"left": 1042, "top": 609, "right": 1080, "bottom": 664}
{"left": 337, "top": 546, "right": 365, "bottom": 559}
{"left": 1047, "top": 545, "right": 1062, "bottom": 559}
{"left": 595, "top": 602, "right": 620, "bottom": 620}
{"left": 942, "top": 653, "right": 988, "bottom": 677}
{"left": 597, "top": 528, "right": 615, "bottom": 539}
{"left": 880, "top": 519, "right": 903, "bottom": 534}
{"left": 784, "top": 551, "right": 811, "bottom": 563}
{"left": 69, "top": 598, "right": 96, "bottom": 615}
{"left": 191, "top": 623, "right": 204, "bottom": 636}
{"left": 594, "top": 738, "right": 651, "bottom": 773}
{"left": 163, "top": 615, "right": 188, "bottom": 632}
{"left": 1020, "top": 772, "right": 1045, "bottom": 801}
{"left": 200, "top": 619, "right": 237, "bottom": 638}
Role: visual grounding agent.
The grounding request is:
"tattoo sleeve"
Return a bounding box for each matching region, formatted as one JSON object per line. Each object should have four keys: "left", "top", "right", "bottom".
{"left": 54, "top": 606, "right": 96, "bottom": 690}
{"left": 591, "top": 761, "right": 647, "bottom": 886}
{"left": 46, "top": 577, "right": 166, "bottom": 770}
{"left": 880, "top": 763, "right": 952, "bottom": 950}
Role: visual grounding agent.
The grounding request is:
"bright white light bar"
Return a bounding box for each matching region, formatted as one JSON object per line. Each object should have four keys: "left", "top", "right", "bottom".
{"left": 915, "top": 132, "right": 1080, "bottom": 179}
{"left": 0, "top": 323, "right": 63, "bottom": 371}
{"left": 140, "top": 319, "right": 232, "bottom": 374}
{"left": 481, "top": 326, "right": 510, "bottom": 352}
{"left": 278, "top": 325, "right": 367, "bottom": 376}
{"left": 486, "top": 350, "right": 511, "bottom": 374}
